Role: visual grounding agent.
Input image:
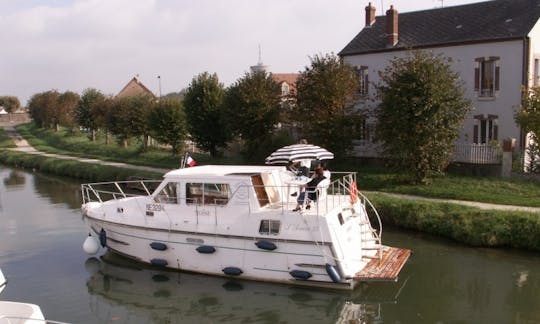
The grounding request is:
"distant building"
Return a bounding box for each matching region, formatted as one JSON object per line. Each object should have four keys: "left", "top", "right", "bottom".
{"left": 272, "top": 73, "right": 299, "bottom": 97}
{"left": 116, "top": 76, "right": 157, "bottom": 99}
{"left": 339, "top": 0, "right": 540, "bottom": 167}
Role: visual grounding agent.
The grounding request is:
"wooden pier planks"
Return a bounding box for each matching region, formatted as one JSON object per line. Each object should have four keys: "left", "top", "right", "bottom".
{"left": 355, "top": 246, "right": 412, "bottom": 282}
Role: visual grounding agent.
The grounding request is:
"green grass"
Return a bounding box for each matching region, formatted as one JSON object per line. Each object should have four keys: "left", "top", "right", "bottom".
{"left": 367, "top": 193, "right": 540, "bottom": 251}
{"left": 14, "top": 123, "right": 540, "bottom": 207}
{"left": 0, "top": 150, "right": 162, "bottom": 182}
{"left": 16, "top": 124, "right": 244, "bottom": 169}
{"left": 0, "top": 127, "right": 16, "bottom": 148}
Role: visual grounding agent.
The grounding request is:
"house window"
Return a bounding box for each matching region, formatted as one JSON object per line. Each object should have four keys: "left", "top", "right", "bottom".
{"left": 356, "top": 66, "right": 369, "bottom": 97}
{"left": 281, "top": 83, "right": 290, "bottom": 96}
{"left": 186, "top": 183, "right": 230, "bottom": 205}
{"left": 358, "top": 119, "right": 374, "bottom": 142}
{"left": 473, "top": 115, "right": 498, "bottom": 144}
{"left": 474, "top": 57, "right": 500, "bottom": 98}
{"left": 259, "top": 220, "right": 280, "bottom": 235}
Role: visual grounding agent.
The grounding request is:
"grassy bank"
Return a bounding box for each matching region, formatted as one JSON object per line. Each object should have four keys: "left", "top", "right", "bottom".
{"left": 15, "top": 123, "right": 243, "bottom": 169}
{"left": 0, "top": 150, "right": 162, "bottom": 182}
{"left": 0, "top": 127, "right": 16, "bottom": 148}
{"left": 368, "top": 193, "right": 540, "bottom": 251}
{"left": 17, "top": 123, "right": 540, "bottom": 207}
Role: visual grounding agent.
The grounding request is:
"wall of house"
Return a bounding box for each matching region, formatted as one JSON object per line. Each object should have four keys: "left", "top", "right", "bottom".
{"left": 343, "top": 39, "right": 525, "bottom": 158}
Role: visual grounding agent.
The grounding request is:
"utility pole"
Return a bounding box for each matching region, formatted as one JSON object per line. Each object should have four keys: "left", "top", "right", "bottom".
{"left": 157, "top": 75, "right": 162, "bottom": 98}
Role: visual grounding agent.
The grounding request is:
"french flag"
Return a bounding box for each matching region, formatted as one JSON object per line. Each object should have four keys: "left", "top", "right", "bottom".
{"left": 185, "top": 153, "right": 196, "bottom": 167}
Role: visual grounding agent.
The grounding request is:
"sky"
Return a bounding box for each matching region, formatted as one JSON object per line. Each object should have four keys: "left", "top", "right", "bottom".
{"left": 0, "top": 0, "right": 485, "bottom": 105}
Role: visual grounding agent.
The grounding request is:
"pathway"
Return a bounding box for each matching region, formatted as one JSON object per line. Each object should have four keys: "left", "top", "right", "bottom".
{"left": 2, "top": 125, "right": 540, "bottom": 213}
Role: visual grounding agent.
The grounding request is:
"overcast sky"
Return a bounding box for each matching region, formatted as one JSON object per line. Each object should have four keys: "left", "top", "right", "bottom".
{"left": 0, "top": 0, "right": 485, "bottom": 105}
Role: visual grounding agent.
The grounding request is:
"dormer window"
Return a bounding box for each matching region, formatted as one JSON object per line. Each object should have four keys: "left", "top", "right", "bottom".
{"left": 281, "top": 83, "right": 290, "bottom": 96}
{"left": 474, "top": 57, "right": 500, "bottom": 98}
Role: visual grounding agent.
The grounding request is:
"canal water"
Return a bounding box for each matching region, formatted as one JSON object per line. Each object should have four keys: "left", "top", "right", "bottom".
{"left": 0, "top": 166, "right": 539, "bottom": 323}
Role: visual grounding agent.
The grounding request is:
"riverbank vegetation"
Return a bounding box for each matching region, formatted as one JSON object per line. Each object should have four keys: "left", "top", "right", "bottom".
{"left": 9, "top": 124, "right": 540, "bottom": 208}
{"left": 0, "top": 150, "right": 161, "bottom": 181}
{"left": 368, "top": 194, "right": 540, "bottom": 251}
{"left": 0, "top": 127, "right": 16, "bottom": 148}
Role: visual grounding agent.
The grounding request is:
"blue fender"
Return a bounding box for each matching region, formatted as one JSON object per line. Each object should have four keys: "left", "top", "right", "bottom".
{"left": 325, "top": 263, "right": 341, "bottom": 283}
{"left": 98, "top": 229, "right": 107, "bottom": 247}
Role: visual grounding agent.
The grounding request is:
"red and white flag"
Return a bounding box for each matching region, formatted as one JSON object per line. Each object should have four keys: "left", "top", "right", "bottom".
{"left": 185, "top": 153, "right": 196, "bottom": 167}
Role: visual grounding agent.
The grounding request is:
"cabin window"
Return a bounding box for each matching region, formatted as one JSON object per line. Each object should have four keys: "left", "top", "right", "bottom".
{"left": 186, "top": 183, "right": 230, "bottom": 205}
{"left": 154, "top": 182, "right": 179, "bottom": 204}
{"left": 259, "top": 220, "right": 280, "bottom": 235}
{"left": 473, "top": 115, "right": 498, "bottom": 144}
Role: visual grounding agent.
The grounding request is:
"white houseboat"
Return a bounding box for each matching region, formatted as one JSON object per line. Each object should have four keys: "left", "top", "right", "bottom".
{"left": 81, "top": 165, "right": 411, "bottom": 290}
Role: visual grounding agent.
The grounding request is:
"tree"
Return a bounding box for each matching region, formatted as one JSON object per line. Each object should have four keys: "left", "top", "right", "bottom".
{"left": 516, "top": 86, "right": 540, "bottom": 172}
{"left": 149, "top": 99, "right": 187, "bottom": 155}
{"left": 375, "top": 50, "right": 471, "bottom": 183}
{"left": 295, "top": 53, "right": 361, "bottom": 157}
{"left": 183, "top": 72, "right": 229, "bottom": 157}
{"left": 107, "top": 95, "right": 154, "bottom": 148}
{"left": 222, "top": 70, "right": 281, "bottom": 158}
{"left": 27, "top": 90, "right": 60, "bottom": 129}
{"left": 56, "top": 91, "right": 80, "bottom": 131}
{"left": 77, "top": 88, "right": 106, "bottom": 141}
{"left": 0, "top": 96, "right": 21, "bottom": 113}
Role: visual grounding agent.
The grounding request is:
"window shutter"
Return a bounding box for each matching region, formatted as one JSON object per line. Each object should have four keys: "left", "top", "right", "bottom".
{"left": 473, "top": 125, "right": 479, "bottom": 144}
{"left": 493, "top": 125, "right": 498, "bottom": 141}
{"left": 474, "top": 67, "right": 479, "bottom": 91}
{"left": 495, "top": 66, "right": 500, "bottom": 91}
{"left": 364, "top": 73, "right": 369, "bottom": 96}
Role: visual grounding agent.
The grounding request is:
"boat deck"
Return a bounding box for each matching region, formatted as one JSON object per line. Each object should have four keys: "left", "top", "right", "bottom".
{"left": 354, "top": 246, "right": 412, "bottom": 282}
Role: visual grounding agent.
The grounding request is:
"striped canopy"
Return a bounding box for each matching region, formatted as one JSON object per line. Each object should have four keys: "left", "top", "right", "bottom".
{"left": 265, "top": 144, "right": 334, "bottom": 165}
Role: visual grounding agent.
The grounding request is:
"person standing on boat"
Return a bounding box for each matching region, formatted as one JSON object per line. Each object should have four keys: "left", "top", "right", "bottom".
{"left": 292, "top": 166, "right": 326, "bottom": 211}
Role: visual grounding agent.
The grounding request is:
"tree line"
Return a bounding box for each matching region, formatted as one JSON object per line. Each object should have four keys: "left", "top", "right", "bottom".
{"left": 21, "top": 51, "right": 499, "bottom": 183}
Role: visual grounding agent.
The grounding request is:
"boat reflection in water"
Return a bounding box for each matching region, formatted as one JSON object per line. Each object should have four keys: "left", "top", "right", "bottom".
{"left": 85, "top": 252, "right": 408, "bottom": 323}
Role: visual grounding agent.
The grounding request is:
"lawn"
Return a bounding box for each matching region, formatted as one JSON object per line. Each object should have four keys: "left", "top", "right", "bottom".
{"left": 12, "top": 123, "right": 540, "bottom": 207}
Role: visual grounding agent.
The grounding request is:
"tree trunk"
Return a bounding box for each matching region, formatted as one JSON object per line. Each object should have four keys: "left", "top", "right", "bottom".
{"left": 105, "top": 130, "right": 110, "bottom": 145}
{"left": 123, "top": 138, "right": 128, "bottom": 148}
{"left": 91, "top": 129, "right": 96, "bottom": 141}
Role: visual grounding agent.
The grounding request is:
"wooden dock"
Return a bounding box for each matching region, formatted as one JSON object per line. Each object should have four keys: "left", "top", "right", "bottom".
{"left": 354, "top": 246, "right": 412, "bottom": 282}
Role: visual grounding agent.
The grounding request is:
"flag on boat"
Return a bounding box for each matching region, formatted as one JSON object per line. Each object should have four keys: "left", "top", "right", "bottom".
{"left": 183, "top": 152, "right": 196, "bottom": 167}
{"left": 265, "top": 144, "right": 334, "bottom": 165}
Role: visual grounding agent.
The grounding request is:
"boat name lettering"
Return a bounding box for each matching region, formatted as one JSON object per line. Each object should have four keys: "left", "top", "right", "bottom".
{"left": 285, "top": 224, "right": 319, "bottom": 231}
{"left": 146, "top": 204, "right": 164, "bottom": 212}
{"left": 196, "top": 209, "right": 210, "bottom": 216}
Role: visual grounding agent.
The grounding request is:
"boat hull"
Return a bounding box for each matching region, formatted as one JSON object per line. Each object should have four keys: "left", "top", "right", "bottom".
{"left": 84, "top": 215, "right": 357, "bottom": 290}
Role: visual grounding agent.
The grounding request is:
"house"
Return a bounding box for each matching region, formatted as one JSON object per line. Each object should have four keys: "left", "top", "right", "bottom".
{"left": 339, "top": 0, "right": 540, "bottom": 166}
{"left": 272, "top": 73, "right": 299, "bottom": 97}
{"left": 116, "top": 76, "right": 157, "bottom": 99}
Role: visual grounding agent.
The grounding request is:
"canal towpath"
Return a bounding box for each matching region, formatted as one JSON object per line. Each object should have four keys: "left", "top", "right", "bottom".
{"left": 3, "top": 125, "right": 540, "bottom": 213}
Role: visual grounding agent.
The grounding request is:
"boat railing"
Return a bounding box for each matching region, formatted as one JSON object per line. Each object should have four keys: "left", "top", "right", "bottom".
{"left": 81, "top": 180, "right": 161, "bottom": 204}
{"left": 321, "top": 173, "right": 383, "bottom": 239}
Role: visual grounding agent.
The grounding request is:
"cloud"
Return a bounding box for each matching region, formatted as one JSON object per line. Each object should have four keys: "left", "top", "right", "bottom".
{"left": 0, "top": 0, "right": 479, "bottom": 104}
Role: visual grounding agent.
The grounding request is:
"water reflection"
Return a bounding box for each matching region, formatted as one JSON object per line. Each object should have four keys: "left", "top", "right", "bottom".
{"left": 85, "top": 252, "right": 406, "bottom": 324}
{"left": 3, "top": 170, "right": 25, "bottom": 188}
{"left": 32, "top": 171, "right": 81, "bottom": 210}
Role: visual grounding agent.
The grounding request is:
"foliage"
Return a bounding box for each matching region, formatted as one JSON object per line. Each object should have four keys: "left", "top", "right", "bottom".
{"left": 0, "top": 96, "right": 21, "bottom": 113}
{"left": 183, "top": 72, "right": 229, "bottom": 157}
{"left": 368, "top": 193, "right": 540, "bottom": 251}
{"left": 149, "top": 99, "right": 187, "bottom": 155}
{"left": 107, "top": 95, "right": 155, "bottom": 148}
{"left": 0, "top": 150, "right": 162, "bottom": 182}
{"left": 375, "top": 50, "right": 471, "bottom": 183}
{"left": 222, "top": 70, "right": 281, "bottom": 157}
{"left": 295, "top": 53, "right": 361, "bottom": 157}
{"left": 56, "top": 91, "right": 80, "bottom": 130}
{"left": 516, "top": 86, "right": 540, "bottom": 173}
{"left": 76, "top": 88, "right": 107, "bottom": 140}
{"left": 27, "top": 90, "right": 60, "bottom": 129}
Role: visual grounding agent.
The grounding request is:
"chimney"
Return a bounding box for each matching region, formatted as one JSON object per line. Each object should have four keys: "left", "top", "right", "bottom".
{"left": 365, "top": 2, "right": 376, "bottom": 27}
{"left": 386, "top": 5, "right": 398, "bottom": 47}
